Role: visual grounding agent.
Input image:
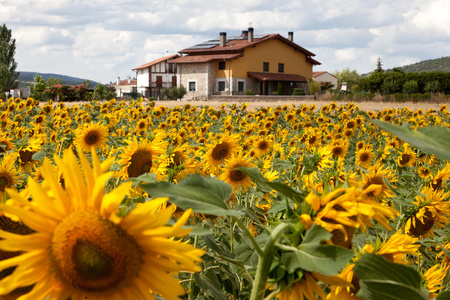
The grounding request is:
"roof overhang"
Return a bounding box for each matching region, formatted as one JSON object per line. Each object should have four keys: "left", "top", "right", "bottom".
{"left": 247, "top": 72, "right": 307, "bottom": 82}
{"left": 170, "top": 53, "right": 242, "bottom": 64}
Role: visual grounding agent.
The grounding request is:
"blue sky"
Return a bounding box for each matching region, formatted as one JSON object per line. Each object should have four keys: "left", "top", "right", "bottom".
{"left": 2, "top": 0, "right": 449, "bottom": 84}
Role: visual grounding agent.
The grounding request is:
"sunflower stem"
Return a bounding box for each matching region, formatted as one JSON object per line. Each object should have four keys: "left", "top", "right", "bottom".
{"left": 188, "top": 234, "right": 199, "bottom": 300}
{"left": 250, "top": 222, "right": 289, "bottom": 300}
{"left": 232, "top": 216, "right": 263, "bottom": 257}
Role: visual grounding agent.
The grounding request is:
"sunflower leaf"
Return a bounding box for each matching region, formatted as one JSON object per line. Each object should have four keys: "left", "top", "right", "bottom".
{"left": 354, "top": 253, "right": 428, "bottom": 300}
{"left": 436, "top": 291, "right": 450, "bottom": 300}
{"left": 281, "top": 224, "right": 354, "bottom": 275}
{"left": 370, "top": 120, "right": 450, "bottom": 161}
{"left": 237, "top": 167, "right": 304, "bottom": 203}
{"left": 140, "top": 174, "right": 244, "bottom": 217}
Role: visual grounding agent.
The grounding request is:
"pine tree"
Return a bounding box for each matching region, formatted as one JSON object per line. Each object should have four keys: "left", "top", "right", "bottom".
{"left": 0, "top": 24, "right": 20, "bottom": 93}
{"left": 375, "top": 56, "right": 383, "bottom": 73}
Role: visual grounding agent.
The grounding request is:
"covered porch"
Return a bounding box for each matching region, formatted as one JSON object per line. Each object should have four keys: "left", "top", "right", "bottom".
{"left": 247, "top": 72, "right": 309, "bottom": 95}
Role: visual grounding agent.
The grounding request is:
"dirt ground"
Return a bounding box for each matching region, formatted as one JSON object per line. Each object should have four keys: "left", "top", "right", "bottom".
{"left": 58, "top": 99, "right": 447, "bottom": 111}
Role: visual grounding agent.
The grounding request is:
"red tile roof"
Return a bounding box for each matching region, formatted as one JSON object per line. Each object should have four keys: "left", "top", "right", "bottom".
{"left": 247, "top": 72, "right": 307, "bottom": 82}
{"left": 180, "top": 34, "right": 317, "bottom": 58}
{"left": 313, "top": 71, "right": 337, "bottom": 78}
{"left": 132, "top": 54, "right": 179, "bottom": 70}
{"left": 110, "top": 79, "right": 137, "bottom": 86}
{"left": 170, "top": 53, "right": 243, "bottom": 64}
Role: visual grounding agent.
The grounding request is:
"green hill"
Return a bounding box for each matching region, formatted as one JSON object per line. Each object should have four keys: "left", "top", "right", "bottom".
{"left": 17, "top": 71, "right": 98, "bottom": 88}
{"left": 399, "top": 56, "right": 450, "bottom": 73}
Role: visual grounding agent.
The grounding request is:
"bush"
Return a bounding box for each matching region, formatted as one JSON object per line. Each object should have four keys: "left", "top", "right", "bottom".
{"left": 277, "top": 83, "right": 283, "bottom": 95}
{"left": 403, "top": 80, "right": 418, "bottom": 94}
{"left": 292, "top": 88, "right": 305, "bottom": 96}
{"left": 162, "top": 85, "right": 187, "bottom": 100}
{"left": 244, "top": 90, "right": 255, "bottom": 95}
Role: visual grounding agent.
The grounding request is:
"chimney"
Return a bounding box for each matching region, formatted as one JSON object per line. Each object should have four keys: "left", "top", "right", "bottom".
{"left": 128, "top": 77, "right": 131, "bottom": 84}
{"left": 248, "top": 27, "right": 254, "bottom": 42}
{"left": 220, "top": 32, "right": 226, "bottom": 47}
{"left": 288, "top": 31, "right": 294, "bottom": 42}
{"left": 117, "top": 76, "right": 120, "bottom": 85}
{"left": 241, "top": 30, "right": 248, "bottom": 38}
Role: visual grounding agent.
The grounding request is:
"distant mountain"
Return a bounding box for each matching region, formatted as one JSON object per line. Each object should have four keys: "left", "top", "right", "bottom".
{"left": 397, "top": 56, "right": 450, "bottom": 73}
{"left": 17, "top": 71, "right": 99, "bottom": 88}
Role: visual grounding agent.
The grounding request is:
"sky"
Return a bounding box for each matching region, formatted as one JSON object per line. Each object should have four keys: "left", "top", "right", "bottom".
{"left": 2, "top": 0, "right": 450, "bottom": 84}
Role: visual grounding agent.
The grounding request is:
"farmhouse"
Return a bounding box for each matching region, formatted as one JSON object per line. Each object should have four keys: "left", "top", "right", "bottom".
{"left": 132, "top": 54, "right": 179, "bottom": 99}
{"left": 313, "top": 71, "right": 338, "bottom": 89}
{"left": 110, "top": 77, "right": 137, "bottom": 98}
{"left": 169, "top": 27, "right": 320, "bottom": 99}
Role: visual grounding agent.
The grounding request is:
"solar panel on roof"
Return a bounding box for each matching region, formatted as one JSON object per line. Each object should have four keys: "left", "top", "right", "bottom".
{"left": 254, "top": 34, "right": 268, "bottom": 38}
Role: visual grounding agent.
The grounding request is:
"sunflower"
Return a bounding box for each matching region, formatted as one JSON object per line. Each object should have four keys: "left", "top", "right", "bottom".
{"left": 359, "top": 162, "right": 397, "bottom": 201}
{"left": 305, "top": 187, "right": 399, "bottom": 248}
{"left": 0, "top": 135, "right": 14, "bottom": 153}
{"left": 0, "top": 148, "right": 205, "bottom": 299}
{"left": 355, "top": 146, "right": 374, "bottom": 169}
{"left": 117, "top": 136, "right": 166, "bottom": 180}
{"left": 253, "top": 137, "right": 273, "bottom": 158}
{"left": 276, "top": 271, "right": 350, "bottom": 300}
{"left": 397, "top": 145, "right": 416, "bottom": 168}
{"left": 429, "top": 163, "right": 450, "bottom": 191}
{"left": 405, "top": 187, "right": 450, "bottom": 238}
{"left": 364, "top": 230, "right": 420, "bottom": 264}
{"left": 0, "top": 153, "right": 21, "bottom": 201}
{"left": 74, "top": 122, "right": 109, "bottom": 152}
{"left": 423, "top": 264, "right": 449, "bottom": 298}
{"left": 17, "top": 137, "right": 42, "bottom": 172}
{"left": 219, "top": 155, "right": 255, "bottom": 193}
{"left": 330, "top": 139, "right": 348, "bottom": 159}
{"left": 203, "top": 134, "right": 240, "bottom": 171}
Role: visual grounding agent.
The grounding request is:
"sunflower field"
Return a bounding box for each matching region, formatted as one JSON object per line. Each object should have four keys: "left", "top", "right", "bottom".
{"left": 1, "top": 96, "right": 450, "bottom": 300}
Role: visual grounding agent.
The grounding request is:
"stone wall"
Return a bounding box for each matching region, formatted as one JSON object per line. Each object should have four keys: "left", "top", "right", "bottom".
{"left": 210, "top": 95, "right": 315, "bottom": 102}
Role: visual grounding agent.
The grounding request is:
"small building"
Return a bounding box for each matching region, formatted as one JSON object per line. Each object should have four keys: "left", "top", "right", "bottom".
{"left": 110, "top": 77, "right": 137, "bottom": 99}
{"left": 312, "top": 71, "right": 338, "bottom": 89}
{"left": 132, "top": 54, "right": 179, "bottom": 100}
{"left": 170, "top": 27, "right": 320, "bottom": 99}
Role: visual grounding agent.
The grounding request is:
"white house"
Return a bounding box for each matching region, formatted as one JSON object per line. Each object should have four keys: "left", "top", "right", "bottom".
{"left": 132, "top": 54, "right": 179, "bottom": 100}
{"left": 312, "top": 71, "right": 338, "bottom": 89}
{"left": 110, "top": 77, "right": 137, "bottom": 98}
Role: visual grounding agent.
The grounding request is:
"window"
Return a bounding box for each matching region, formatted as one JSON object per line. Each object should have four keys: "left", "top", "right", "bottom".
{"left": 263, "top": 62, "right": 269, "bottom": 72}
{"left": 218, "top": 61, "right": 226, "bottom": 70}
{"left": 188, "top": 81, "right": 196, "bottom": 91}
{"left": 238, "top": 81, "right": 244, "bottom": 92}
{"left": 218, "top": 81, "right": 226, "bottom": 92}
{"left": 278, "top": 63, "right": 284, "bottom": 73}
{"left": 156, "top": 76, "right": 162, "bottom": 87}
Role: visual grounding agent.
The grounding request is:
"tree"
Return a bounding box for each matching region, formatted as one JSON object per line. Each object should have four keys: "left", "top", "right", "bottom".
{"left": 332, "top": 68, "right": 359, "bottom": 90}
{"left": 277, "top": 82, "right": 283, "bottom": 95}
{"left": 0, "top": 24, "right": 20, "bottom": 94}
{"left": 374, "top": 56, "right": 383, "bottom": 73}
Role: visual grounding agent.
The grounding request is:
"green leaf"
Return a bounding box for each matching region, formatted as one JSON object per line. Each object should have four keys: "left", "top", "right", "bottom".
{"left": 237, "top": 167, "right": 304, "bottom": 203}
{"left": 125, "top": 172, "right": 157, "bottom": 187}
{"left": 282, "top": 224, "right": 354, "bottom": 275}
{"left": 370, "top": 120, "right": 450, "bottom": 161}
{"left": 193, "top": 272, "right": 228, "bottom": 300}
{"left": 31, "top": 151, "right": 45, "bottom": 161}
{"left": 353, "top": 253, "right": 428, "bottom": 300}
{"left": 140, "top": 174, "right": 243, "bottom": 217}
{"left": 436, "top": 291, "right": 450, "bottom": 300}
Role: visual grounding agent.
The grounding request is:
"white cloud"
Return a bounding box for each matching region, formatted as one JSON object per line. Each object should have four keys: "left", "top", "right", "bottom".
{"left": 4, "top": 0, "right": 449, "bottom": 83}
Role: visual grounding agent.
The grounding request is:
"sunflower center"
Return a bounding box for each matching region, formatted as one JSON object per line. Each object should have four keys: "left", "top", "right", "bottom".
{"left": 85, "top": 132, "right": 99, "bottom": 145}
{"left": 258, "top": 141, "right": 268, "bottom": 150}
{"left": 359, "top": 152, "right": 370, "bottom": 162}
{"left": 51, "top": 210, "right": 141, "bottom": 292}
{"left": 230, "top": 169, "right": 245, "bottom": 182}
{"left": 127, "top": 150, "right": 153, "bottom": 178}
{"left": 212, "top": 143, "right": 230, "bottom": 161}
{"left": 400, "top": 153, "right": 411, "bottom": 165}
{"left": 0, "top": 174, "right": 11, "bottom": 190}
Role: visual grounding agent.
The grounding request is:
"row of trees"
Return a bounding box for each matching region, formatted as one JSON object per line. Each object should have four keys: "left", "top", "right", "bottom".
{"left": 332, "top": 61, "right": 450, "bottom": 95}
